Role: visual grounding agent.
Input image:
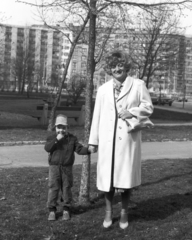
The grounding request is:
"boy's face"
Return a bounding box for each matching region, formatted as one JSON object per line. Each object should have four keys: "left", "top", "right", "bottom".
{"left": 55, "top": 124, "right": 67, "bottom": 135}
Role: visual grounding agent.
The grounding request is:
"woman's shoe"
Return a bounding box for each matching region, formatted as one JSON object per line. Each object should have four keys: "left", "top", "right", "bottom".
{"left": 48, "top": 211, "right": 56, "bottom": 221}
{"left": 103, "top": 210, "right": 112, "bottom": 228}
{"left": 119, "top": 210, "right": 128, "bottom": 229}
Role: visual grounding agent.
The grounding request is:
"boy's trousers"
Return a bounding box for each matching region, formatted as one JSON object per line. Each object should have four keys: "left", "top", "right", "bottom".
{"left": 47, "top": 165, "right": 73, "bottom": 211}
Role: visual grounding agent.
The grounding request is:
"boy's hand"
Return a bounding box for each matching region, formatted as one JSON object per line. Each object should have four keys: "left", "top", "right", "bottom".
{"left": 88, "top": 145, "right": 98, "bottom": 153}
{"left": 56, "top": 133, "right": 64, "bottom": 141}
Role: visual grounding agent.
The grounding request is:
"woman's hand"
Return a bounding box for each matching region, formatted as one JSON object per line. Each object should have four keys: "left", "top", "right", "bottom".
{"left": 118, "top": 109, "right": 133, "bottom": 120}
{"left": 88, "top": 145, "right": 98, "bottom": 153}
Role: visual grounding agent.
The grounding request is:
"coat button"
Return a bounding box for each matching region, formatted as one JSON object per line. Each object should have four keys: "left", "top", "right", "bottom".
{"left": 119, "top": 126, "right": 122, "bottom": 129}
{"left": 119, "top": 105, "right": 122, "bottom": 108}
{"left": 119, "top": 137, "right": 122, "bottom": 140}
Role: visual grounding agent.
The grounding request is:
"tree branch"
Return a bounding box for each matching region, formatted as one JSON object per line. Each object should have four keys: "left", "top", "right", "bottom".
{"left": 104, "top": 0, "right": 192, "bottom": 8}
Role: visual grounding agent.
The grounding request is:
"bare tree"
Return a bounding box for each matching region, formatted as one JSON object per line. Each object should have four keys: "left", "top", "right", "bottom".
{"left": 78, "top": 0, "right": 192, "bottom": 205}
{"left": 118, "top": 6, "right": 182, "bottom": 88}
{"left": 17, "top": 0, "right": 192, "bottom": 205}
{"left": 66, "top": 74, "right": 86, "bottom": 105}
{"left": 24, "top": 0, "right": 91, "bottom": 131}
{"left": 10, "top": 29, "right": 42, "bottom": 96}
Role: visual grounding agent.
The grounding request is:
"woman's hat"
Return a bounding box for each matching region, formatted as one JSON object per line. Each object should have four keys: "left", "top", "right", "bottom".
{"left": 55, "top": 114, "right": 68, "bottom": 126}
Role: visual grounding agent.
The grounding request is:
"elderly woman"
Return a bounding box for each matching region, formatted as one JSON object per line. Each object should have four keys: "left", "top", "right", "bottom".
{"left": 88, "top": 50, "right": 154, "bottom": 229}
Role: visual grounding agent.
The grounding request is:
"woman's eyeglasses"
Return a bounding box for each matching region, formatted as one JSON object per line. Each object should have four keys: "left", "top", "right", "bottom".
{"left": 110, "top": 63, "right": 124, "bottom": 69}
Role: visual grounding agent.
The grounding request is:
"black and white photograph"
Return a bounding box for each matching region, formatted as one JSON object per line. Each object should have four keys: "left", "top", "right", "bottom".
{"left": 0, "top": 0, "right": 192, "bottom": 239}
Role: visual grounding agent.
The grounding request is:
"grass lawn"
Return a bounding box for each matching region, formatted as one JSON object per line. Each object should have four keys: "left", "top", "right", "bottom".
{"left": 0, "top": 93, "right": 192, "bottom": 142}
{"left": 0, "top": 110, "right": 192, "bottom": 142}
{"left": 1, "top": 159, "right": 192, "bottom": 240}
{"left": 0, "top": 111, "right": 192, "bottom": 142}
{"left": 1, "top": 125, "right": 192, "bottom": 143}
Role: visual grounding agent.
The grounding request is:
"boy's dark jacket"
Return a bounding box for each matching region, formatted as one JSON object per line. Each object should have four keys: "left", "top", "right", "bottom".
{"left": 44, "top": 133, "right": 89, "bottom": 166}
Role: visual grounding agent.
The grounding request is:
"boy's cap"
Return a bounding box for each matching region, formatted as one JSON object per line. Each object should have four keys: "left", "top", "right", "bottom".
{"left": 55, "top": 114, "right": 68, "bottom": 126}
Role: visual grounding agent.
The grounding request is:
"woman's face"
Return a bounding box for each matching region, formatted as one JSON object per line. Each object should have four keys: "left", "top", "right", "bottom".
{"left": 111, "top": 63, "right": 127, "bottom": 82}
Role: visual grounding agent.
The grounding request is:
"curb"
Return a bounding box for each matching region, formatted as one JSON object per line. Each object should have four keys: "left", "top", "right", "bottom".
{"left": 0, "top": 141, "right": 46, "bottom": 146}
{"left": 0, "top": 139, "right": 191, "bottom": 147}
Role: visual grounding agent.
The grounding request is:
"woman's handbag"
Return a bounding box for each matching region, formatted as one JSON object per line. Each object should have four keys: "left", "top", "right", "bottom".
{"left": 126, "top": 116, "right": 154, "bottom": 133}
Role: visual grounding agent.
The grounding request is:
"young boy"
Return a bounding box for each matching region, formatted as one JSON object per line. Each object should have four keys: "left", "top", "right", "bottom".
{"left": 44, "top": 114, "right": 90, "bottom": 221}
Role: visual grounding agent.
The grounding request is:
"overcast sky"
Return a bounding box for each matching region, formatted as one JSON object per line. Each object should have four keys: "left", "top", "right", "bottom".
{"left": 0, "top": 0, "right": 192, "bottom": 35}
{"left": 0, "top": 0, "right": 43, "bottom": 26}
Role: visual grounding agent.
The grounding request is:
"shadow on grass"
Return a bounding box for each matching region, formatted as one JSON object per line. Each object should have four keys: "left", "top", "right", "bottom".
{"left": 130, "top": 191, "right": 192, "bottom": 222}
{"left": 70, "top": 190, "right": 192, "bottom": 222}
{"left": 142, "top": 170, "right": 192, "bottom": 187}
{"left": 47, "top": 192, "right": 192, "bottom": 240}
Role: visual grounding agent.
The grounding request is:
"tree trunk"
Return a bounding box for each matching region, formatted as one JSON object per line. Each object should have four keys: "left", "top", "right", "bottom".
{"left": 21, "top": 62, "right": 26, "bottom": 94}
{"left": 78, "top": 0, "right": 96, "bottom": 205}
{"left": 47, "top": 16, "right": 90, "bottom": 131}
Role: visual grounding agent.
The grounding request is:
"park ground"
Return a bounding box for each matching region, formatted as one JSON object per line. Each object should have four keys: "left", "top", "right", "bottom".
{"left": 1, "top": 160, "right": 192, "bottom": 240}
{"left": 0, "top": 92, "right": 192, "bottom": 239}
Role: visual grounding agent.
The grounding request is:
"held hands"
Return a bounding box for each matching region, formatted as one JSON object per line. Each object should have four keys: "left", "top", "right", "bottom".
{"left": 88, "top": 145, "right": 98, "bottom": 153}
{"left": 118, "top": 109, "right": 133, "bottom": 120}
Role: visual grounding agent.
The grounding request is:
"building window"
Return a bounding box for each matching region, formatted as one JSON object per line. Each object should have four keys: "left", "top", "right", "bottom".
{"left": 81, "top": 70, "right": 86, "bottom": 75}
{"left": 6, "top": 27, "right": 12, "bottom": 32}
{"left": 72, "top": 62, "right": 77, "bottom": 68}
{"left": 64, "top": 39, "right": 70, "bottom": 44}
{"left": 17, "top": 28, "right": 24, "bottom": 37}
{"left": 186, "top": 74, "right": 192, "bottom": 78}
{"left": 82, "top": 48, "right": 87, "bottom": 53}
{"left": 81, "top": 62, "right": 86, "bottom": 68}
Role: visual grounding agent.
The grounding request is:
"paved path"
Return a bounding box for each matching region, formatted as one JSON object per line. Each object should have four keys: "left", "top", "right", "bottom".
{"left": 155, "top": 104, "right": 192, "bottom": 114}
{"left": 0, "top": 141, "right": 192, "bottom": 168}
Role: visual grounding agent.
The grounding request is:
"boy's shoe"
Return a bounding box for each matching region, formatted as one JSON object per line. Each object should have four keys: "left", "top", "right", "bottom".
{"left": 62, "top": 210, "right": 70, "bottom": 220}
{"left": 48, "top": 211, "right": 56, "bottom": 221}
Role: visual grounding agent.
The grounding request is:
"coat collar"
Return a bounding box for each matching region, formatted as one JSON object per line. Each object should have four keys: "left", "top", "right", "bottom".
{"left": 106, "top": 76, "right": 134, "bottom": 105}
{"left": 116, "top": 76, "right": 134, "bottom": 102}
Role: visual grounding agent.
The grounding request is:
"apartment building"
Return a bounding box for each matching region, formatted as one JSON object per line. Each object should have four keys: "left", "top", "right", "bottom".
{"left": 185, "top": 35, "right": 192, "bottom": 96}
{"left": 0, "top": 23, "right": 192, "bottom": 97}
{"left": 0, "top": 23, "right": 72, "bottom": 91}
{"left": 70, "top": 28, "right": 192, "bottom": 95}
{"left": 71, "top": 44, "right": 88, "bottom": 76}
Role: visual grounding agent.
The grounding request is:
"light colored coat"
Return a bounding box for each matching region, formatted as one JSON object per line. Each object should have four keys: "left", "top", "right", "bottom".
{"left": 89, "top": 76, "right": 154, "bottom": 192}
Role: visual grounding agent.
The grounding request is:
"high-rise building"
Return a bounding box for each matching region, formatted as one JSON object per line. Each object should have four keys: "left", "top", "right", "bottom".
{"left": 184, "top": 35, "right": 192, "bottom": 97}
{"left": 0, "top": 23, "right": 192, "bottom": 98}
{"left": 0, "top": 23, "right": 72, "bottom": 91}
